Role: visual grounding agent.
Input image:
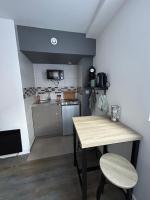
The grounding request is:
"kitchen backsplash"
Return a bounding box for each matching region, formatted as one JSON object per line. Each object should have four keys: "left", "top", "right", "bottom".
{"left": 33, "top": 64, "right": 78, "bottom": 88}
{"left": 23, "top": 64, "right": 78, "bottom": 99}
{"left": 23, "top": 86, "right": 77, "bottom": 99}
{"left": 23, "top": 87, "right": 36, "bottom": 99}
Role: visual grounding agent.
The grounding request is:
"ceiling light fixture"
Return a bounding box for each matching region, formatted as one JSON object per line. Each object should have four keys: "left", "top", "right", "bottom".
{"left": 50, "top": 37, "right": 58, "bottom": 45}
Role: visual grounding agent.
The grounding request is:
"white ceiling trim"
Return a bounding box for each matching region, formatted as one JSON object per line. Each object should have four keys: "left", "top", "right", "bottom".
{"left": 86, "top": 0, "right": 127, "bottom": 39}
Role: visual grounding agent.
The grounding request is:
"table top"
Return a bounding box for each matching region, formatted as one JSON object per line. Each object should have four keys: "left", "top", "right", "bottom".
{"left": 73, "top": 116, "right": 142, "bottom": 149}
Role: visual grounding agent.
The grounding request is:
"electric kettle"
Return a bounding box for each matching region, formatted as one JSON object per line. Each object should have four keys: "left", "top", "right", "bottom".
{"left": 96, "top": 73, "right": 109, "bottom": 89}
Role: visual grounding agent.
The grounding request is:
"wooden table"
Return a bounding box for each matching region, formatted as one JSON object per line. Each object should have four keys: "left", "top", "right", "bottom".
{"left": 73, "top": 116, "right": 142, "bottom": 200}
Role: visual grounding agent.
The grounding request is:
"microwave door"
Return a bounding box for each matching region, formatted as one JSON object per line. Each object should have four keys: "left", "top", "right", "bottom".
{"left": 53, "top": 71, "right": 59, "bottom": 80}
{"left": 47, "top": 70, "right": 64, "bottom": 80}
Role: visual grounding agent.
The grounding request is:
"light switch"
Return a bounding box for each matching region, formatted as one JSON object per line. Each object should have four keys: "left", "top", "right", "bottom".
{"left": 148, "top": 112, "right": 150, "bottom": 122}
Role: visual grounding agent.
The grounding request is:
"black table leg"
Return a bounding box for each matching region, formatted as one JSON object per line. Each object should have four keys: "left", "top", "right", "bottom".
{"left": 82, "top": 148, "right": 87, "bottom": 200}
{"left": 127, "top": 140, "right": 140, "bottom": 198}
{"left": 101, "top": 145, "right": 108, "bottom": 193}
{"left": 73, "top": 124, "right": 77, "bottom": 166}
{"left": 126, "top": 189, "right": 132, "bottom": 200}
{"left": 131, "top": 140, "right": 140, "bottom": 167}
{"left": 103, "top": 145, "right": 108, "bottom": 154}
{"left": 97, "top": 173, "right": 105, "bottom": 200}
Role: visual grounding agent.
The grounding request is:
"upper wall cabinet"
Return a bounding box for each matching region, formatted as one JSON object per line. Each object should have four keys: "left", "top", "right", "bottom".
{"left": 17, "top": 26, "right": 96, "bottom": 64}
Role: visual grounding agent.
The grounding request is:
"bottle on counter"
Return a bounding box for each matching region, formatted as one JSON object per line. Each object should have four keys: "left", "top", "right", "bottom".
{"left": 35, "top": 94, "right": 40, "bottom": 104}
{"left": 56, "top": 95, "right": 61, "bottom": 102}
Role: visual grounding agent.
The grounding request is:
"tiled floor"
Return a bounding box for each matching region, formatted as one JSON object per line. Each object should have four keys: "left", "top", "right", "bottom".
{"left": 28, "top": 135, "right": 73, "bottom": 161}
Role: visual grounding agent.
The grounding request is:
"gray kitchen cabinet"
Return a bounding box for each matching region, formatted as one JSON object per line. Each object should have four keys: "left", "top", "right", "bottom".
{"left": 17, "top": 26, "right": 96, "bottom": 64}
{"left": 62, "top": 104, "right": 80, "bottom": 135}
{"left": 32, "top": 103, "right": 62, "bottom": 137}
{"left": 56, "top": 104, "right": 62, "bottom": 135}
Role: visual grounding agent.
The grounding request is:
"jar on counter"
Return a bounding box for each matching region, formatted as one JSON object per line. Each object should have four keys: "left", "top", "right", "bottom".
{"left": 35, "top": 95, "right": 40, "bottom": 104}
{"left": 56, "top": 94, "right": 61, "bottom": 102}
{"left": 111, "top": 105, "right": 121, "bottom": 122}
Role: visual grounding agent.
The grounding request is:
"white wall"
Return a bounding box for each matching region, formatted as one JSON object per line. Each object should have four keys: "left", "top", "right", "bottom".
{"left": 33, "top": 64, "right": 78, "bottom": 88}
{"left": 18, "top": 52, "right": 35, "bottom": 148}
{"left": 94, "top": 0, "right": 150, "bottom": 199}
{"left": 0, "top": 18, "right": 30, "bottom": 154}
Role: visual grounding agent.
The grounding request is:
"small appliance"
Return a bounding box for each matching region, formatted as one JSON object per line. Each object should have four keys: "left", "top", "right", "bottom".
{"left": 96, "top": 73, "right": 109, "bottom": 89}
{"left": 89, "top": 66, "right": 96, "bottom": 80}
{"left": 89, "top": 66, "right": 96, "bottom": 88}
{"left": 47, "top": 70, "right": 64, "bottom": 80}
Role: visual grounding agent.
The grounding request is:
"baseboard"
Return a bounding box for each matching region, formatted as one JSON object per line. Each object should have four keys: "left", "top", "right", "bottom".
{"left": 132, "top": 194, "right": 136, "bottom": 200}
{"left": 0, "top": 150, "right": 30, "bottom": 159}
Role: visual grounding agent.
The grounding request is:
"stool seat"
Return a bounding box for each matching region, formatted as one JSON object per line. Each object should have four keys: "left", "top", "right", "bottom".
{"left": 100, "top": 153, "right": 138, "bottom": 189}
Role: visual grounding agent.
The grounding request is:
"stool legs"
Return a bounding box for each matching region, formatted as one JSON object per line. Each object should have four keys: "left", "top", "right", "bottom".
{"left": 96, "top": 173, "right": 105, "bottom": 200}
{"left": 97, "top": 175, "right": 134, "bottom": 200}
{"left": 126, "top": 189, "right": 132, "bottom": 200}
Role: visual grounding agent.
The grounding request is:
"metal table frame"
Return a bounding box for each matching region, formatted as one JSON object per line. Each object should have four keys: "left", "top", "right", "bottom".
{"left": 73, "top": 124, "right": 140, "bottom": 200}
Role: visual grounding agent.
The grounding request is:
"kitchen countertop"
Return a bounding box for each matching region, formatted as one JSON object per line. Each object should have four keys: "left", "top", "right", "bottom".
{"left": 32, "top": 99, "right": 80, "bottom": 107}
{"left": 32, "top": 99, "right": 60, "bottom": 107}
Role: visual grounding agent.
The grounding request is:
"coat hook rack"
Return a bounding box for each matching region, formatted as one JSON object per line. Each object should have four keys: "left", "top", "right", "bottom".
{"left": 89, "top": 88, "right": 107, "bottom": 95}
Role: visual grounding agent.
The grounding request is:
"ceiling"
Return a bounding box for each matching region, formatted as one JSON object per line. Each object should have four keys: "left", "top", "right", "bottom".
{"left": 0, "top": 0, "right": 100, "bottom": 33}
{"left": 0, "top": 0, "right": 127, "bottom": 38}
{"left": 87, "top": 0, "right": 127, "bottom": 38}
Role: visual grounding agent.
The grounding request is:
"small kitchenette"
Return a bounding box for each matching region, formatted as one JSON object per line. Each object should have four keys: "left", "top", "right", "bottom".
{"left": 7, "top": 25, "right": 111, "bottom": 160}
{"left": 16, "top": 25, "right": 96, "bottom": 159}
{"left": 32, "top": 65, "right": 81, "bottom": 138}
{"left": 28, "top": 63, "right": 87, "bottom": 159}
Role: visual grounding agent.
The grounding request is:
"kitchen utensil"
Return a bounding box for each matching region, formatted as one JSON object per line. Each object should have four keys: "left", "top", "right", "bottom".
{"left": 97, "top": 73, "right": 110, "bottom": 89}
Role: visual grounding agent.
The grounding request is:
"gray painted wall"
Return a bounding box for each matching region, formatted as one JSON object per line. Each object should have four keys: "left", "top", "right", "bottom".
{"left": 21, "top": 51, "right": 91, "bottom": 64}
{"left": 17, "top": 26, "right": 96, "bottom": 64}
{"left": 78, "top": 57, "right": 93, "bottom": 116}
{"left": 94, "top": 0, "right": 150, "bottom": 199}
{"left": 78, "top": 57, "right": 93, "bottom": 88}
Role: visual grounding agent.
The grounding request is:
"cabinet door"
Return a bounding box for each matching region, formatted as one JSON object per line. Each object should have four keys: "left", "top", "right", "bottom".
{"left": 32, "top": 104, "right": 61, "bottom": 137}
{"left": 62, "top": 105, "right": 79, "bottom": 135}
{"left": 56, "top": 104, "right": 62, "bottom": 135}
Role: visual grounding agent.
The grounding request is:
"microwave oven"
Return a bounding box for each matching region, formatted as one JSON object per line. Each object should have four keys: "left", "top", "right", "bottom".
{"left": 47, "top": 70, "right": 64, "bottom": 80}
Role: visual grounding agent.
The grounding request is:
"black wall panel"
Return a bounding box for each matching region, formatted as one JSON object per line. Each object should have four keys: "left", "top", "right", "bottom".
{"left": 0, "top": 129, "right": 22, "bottom": 156}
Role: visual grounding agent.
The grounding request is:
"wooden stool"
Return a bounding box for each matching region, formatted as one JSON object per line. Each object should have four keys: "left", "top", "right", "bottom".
{"left": 97, "top": 153, "right": 138, "bottom": 200}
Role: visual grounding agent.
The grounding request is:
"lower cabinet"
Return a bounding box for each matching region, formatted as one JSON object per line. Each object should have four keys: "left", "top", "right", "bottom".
{"left": 32, "top": 103, "right": 62, "bottom": 137}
